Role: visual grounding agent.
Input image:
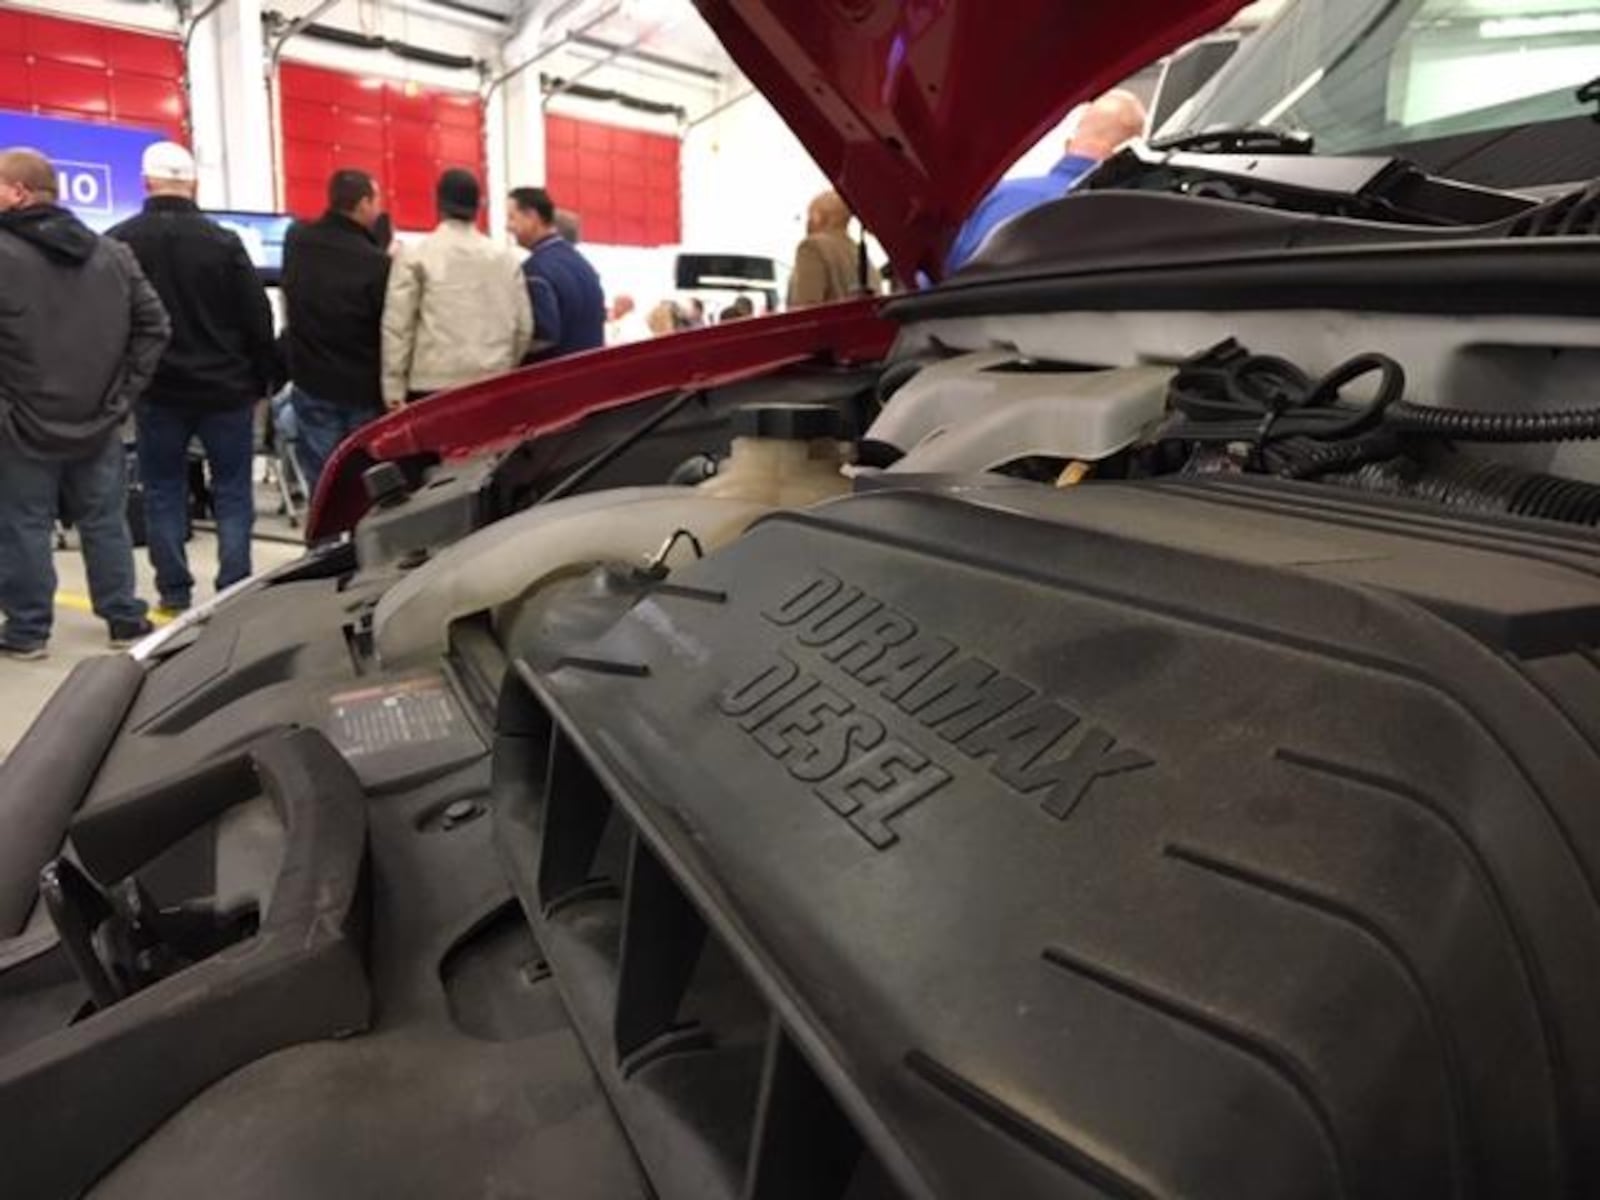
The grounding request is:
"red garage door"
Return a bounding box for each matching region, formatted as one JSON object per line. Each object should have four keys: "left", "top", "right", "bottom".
{"left": 0, "top": 9, "right": 185, "bottom": 140}
{"left": 278, "top": 62, "right": 485, "bottom": 232}
{"left": 544, "top": 114, "right": 680, "bottom": 246}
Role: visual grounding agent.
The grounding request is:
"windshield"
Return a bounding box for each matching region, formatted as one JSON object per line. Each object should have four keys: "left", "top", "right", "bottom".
{"left": 1163, "top": 0, "right": 1600, "bottom": 157}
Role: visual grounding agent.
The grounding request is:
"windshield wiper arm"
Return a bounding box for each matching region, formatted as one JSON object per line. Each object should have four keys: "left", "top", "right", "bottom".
{"left": 1080, "top": 140, "right": 1534, "bottom": 228}
{"left": 1148, "top": 126, "right": 1314, "bottom": 156}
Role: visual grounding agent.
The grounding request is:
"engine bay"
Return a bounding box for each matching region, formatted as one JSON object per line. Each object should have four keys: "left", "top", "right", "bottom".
{"left": 4, "top": 312, "right": 1600, "bottom": 1199}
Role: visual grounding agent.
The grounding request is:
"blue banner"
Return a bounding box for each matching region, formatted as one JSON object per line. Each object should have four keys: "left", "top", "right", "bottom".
{"left": 0, "top": 110, "right": 167, "bottom": 231}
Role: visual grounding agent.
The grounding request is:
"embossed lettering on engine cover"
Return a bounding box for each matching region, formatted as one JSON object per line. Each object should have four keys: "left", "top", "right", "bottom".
{"left": 716, "top": 653, "right": 952, "bottom": 850}
{"left": 716, "top": 571, "right": 1154, "bottom": 850}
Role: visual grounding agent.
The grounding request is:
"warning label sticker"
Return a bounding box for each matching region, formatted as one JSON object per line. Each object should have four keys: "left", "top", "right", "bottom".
{"left": 326, "top": 674, "right": 469, "bottom": 758}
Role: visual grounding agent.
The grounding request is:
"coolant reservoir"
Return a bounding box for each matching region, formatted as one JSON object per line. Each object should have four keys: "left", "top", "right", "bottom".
{"left": 697, "top": 403, "right": 851, "bottom": 506}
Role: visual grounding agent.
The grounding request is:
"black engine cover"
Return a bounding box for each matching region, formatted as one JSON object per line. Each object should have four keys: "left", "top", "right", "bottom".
{"left": 522, "top": 477, "right": 1600, "bottom": 1200}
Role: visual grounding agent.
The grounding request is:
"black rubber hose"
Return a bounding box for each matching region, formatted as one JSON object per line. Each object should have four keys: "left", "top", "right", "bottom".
{"left": 1385, "top": 402, "right": 1600, "bottom": 443}
{"left": 1268, "top": 429, "right": 1405, "bottom": 480}
{"left": 1329, "top": 455, "right": 1600, "bottom": 526}
{"left": 855, "top": 439, "right": 904, "bottom": 468}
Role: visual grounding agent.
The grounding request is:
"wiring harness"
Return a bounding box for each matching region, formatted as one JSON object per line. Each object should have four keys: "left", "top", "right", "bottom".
{"left": 1160, "top": 339, "right": 1600, "bottom": 526}
{"left": 1163, "top": 339, "right": 1600, "bottom": 479}
{"left": 1160, "top": 340, "right": 1405, "bottom": 478}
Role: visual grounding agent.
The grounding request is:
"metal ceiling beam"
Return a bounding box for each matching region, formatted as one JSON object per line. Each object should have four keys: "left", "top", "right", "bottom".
{"left": 684, "top": 85, "right": 753, "bottom": 129}
{"left": 568, "top": 34, "right": 722, "bottom": 83}
{"left": 540, "top": 0, "right": 591, "bottom": 28}
{"left": 541, "top": 14, "right": 678, "bottom": 107}
{"left": 486, "top": 0, "right": 623, "bottom": 99}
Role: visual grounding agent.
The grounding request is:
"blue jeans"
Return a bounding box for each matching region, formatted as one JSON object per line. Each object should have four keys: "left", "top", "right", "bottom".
{"left": 137, "top": 404, "right": 254, "bottom": 607}
{"left": 0, "top": 435, "right": 146, "bottom": 648}
{"left": 289, "top": 386, "right": 382, "bottom": 490}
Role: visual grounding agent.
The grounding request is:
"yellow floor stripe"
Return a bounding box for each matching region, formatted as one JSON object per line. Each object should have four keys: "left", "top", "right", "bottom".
{"left": 54, "top": 592, "right": 174, "bottom": 625}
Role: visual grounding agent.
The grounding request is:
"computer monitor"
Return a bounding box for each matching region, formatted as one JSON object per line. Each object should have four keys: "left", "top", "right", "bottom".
{"left": 205, "top": 210, "right": 295, "bottom": 282}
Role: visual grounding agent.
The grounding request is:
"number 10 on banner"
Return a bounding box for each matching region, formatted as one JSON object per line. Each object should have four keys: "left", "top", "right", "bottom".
{"left": 52, "top": 160, "right": 114, "bottom": 216}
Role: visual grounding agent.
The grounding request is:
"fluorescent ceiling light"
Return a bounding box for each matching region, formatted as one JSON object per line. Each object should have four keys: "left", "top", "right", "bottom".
{"left": 1480, "top": 13, "right": 1600, "bottom": 38}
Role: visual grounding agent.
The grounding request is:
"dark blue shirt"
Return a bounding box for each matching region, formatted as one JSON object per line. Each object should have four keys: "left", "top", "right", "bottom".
{"left": 944, "top": 153, "right": 1100, "bottom": 274}
{"left": 520, "top": 234, "right": 606, "bottom": 360}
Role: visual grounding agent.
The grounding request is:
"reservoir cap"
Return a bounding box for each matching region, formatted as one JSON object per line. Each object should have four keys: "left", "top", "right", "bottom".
{"left": 732, "top": 403, "right": 843, "bottom": 441}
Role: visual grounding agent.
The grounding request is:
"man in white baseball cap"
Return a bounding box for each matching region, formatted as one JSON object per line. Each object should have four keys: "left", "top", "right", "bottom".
{"left": 141, "top": 140, "right": 198, "bottom": 188}
{"left": 109, "top": 141, "right": 276, "bottom": 614}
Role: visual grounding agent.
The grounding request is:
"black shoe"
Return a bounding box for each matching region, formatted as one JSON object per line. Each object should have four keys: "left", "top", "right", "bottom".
{"left": 108, "top": 618, "right": 155, "bottom": 649}
{"left": 0, "top": 640, "right": 48, "bottom": 662}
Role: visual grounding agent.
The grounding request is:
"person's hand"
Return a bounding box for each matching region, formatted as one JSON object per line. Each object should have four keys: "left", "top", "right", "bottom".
{"left": 384, "top": 395, "right": 405, "bottom": 413}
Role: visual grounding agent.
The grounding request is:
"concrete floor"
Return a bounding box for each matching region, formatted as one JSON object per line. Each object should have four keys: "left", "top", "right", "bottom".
{"left": 0, "top": 489, "right": 306, "bottom": 761}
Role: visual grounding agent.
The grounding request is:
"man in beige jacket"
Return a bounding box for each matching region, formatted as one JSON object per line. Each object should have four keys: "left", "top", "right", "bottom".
{"left": 381, "top": 170, "right": 532, "bottom": 407}
{"left": 786, "top": 190, "right": 879, "bottom": 309}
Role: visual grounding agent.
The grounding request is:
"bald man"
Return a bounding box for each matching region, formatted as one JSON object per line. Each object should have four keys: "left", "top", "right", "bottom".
{"left": 787, "top": 190, "right": 880, "bottom": 309}
{"left": 945, "top": 88, "right": 1147, "bottom": 274}
{"left": 0, "top": 148, "right": 169, "bottom": 657}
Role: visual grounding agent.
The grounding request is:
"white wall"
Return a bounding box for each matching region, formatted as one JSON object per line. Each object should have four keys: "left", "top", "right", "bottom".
{"left": 581, "top": 243, "right": 676, "bottom": 313}
{"left": 196, "top": 0, "right": 276, "bottom": 208}
{"left": 680, "top": 87, "right": 826, "bottom": 268}
{"left": 495, "top": 10, "right": 546, "bottom": 236}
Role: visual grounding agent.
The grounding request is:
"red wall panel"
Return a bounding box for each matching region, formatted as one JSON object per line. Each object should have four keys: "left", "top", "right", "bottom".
{"left": 0, "top": 11, "right": 184, "bottom": 141}
{"left": 278, "top": 62, "right": 485, "bottom": 232}
{"left": 543, "top": 114, "right": 680, "bottom": 247}
{"left": 0, "top": 56, "right": 29, "bottom": 108}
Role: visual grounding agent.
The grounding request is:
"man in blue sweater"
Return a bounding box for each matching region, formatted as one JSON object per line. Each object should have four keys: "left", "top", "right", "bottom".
{"left": 944, "top": 89, "right": 1147, "bottom": 275}
{"left": 506, "top": 187, "right": 606, "bottom": 362}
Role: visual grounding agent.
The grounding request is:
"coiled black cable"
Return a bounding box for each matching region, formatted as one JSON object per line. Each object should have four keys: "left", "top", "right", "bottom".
{"left": 1162, "top": 340, "right": 1405, "bottom": 476}
{"left": 1160, "top": 340, "right": 1600, "bottom": 528}
{"left": 1165, "top": 340, "right": 1600, "bottom": 472}
{"left": 1384, "top": 403, "right": 1600, "bottom": 443}
{"left": 1165, "top": 341, "right": 1405, "bottom": 444}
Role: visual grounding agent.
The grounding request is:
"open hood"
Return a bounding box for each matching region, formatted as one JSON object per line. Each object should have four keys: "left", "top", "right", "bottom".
{"left": 694, "top": 0, "right": 1245, "bottom": 281}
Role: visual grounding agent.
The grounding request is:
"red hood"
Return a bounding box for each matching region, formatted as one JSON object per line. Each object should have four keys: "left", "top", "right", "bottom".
{"left": 694, "top": 0, "right": 1244, "bottom": 281}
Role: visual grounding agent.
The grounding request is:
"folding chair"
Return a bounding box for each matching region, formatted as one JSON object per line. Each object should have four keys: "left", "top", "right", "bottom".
{"left": 261, "top": 389, "right": 310, "bottom": 527}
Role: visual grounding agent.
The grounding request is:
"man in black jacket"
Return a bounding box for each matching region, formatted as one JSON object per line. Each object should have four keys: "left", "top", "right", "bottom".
{"left": 282, "top": 169, "right": 391, "bottom": 488}
{"left": 109, "top": 142, "right": 275, "bottom": 614}
{"left": 0, "top": 149, "right": 168, "bottom": 658}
